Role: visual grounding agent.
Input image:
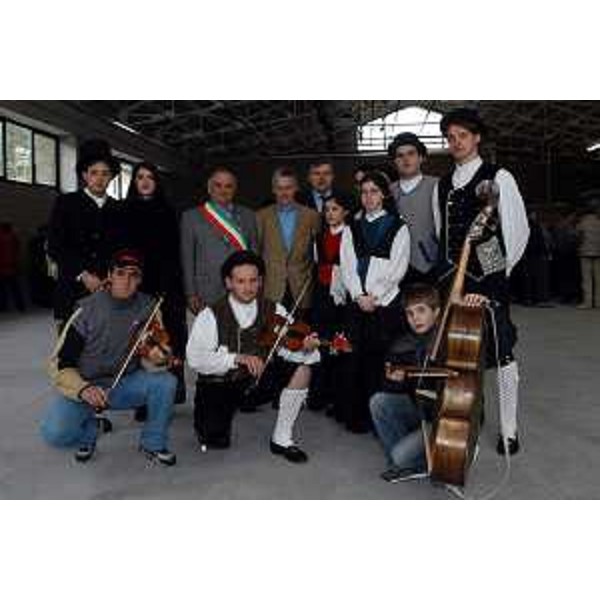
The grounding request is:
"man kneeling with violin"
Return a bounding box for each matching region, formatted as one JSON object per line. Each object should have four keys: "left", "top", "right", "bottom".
{"left": 40, "top": 249, "right": 177, "bottom": 466}
{"left": 186, "top": 251, "right": 321, "bottom": 463}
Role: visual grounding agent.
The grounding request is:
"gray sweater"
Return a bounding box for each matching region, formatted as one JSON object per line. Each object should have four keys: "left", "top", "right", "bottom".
{"left": 58, "top": 291, "right": 155, "bottom": 390}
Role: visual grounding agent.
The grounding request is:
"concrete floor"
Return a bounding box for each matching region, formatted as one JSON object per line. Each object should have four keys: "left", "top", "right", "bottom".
{"left": 1, "top": 305, "right": 599, "bottom": 500}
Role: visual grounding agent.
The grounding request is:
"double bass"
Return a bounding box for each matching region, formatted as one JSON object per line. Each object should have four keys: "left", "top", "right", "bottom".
{"left": 425, "top": 180, "right": 500, "bottom": 487}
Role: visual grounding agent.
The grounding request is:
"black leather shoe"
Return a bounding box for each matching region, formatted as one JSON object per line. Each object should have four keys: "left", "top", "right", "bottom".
{"left": 496, "top": 435, "right": 520, "bottom": 456}
{"left": 270, "top": 440, "right": 308, "bottom": 463}
{"left": 75, "top": 445, "right": 95, "bottom": 463}
{"left": 196, "top": 434, "right": 231, "bottom": 450}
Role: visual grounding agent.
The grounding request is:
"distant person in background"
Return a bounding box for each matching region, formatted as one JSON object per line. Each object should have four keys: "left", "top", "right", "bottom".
{"left": 0, "top": 222, "right": 26, "bottom": 312}
{"left": 388, "top": 132, "right": 438, "bottom": 284}
{"left": 125, "top": 162, "right": 188, "bottom": 410}
{"left": 47, "top": 139, "right": 127, "bottom": 330}
{"left": 352, "top": 164, "right": 371, "bottom": 212}
{"left": 550, "top": 212, "right": 580, "bottom": 304}
{"left": 180, "top": 167, "right": 257, "bottom": 316}
{"left": 28, "top": 225, "right": 55, "bottom": 308}
{"left": 520, "top": 211, "right": 553, "bottom": 306}
{"left": 576, "top": 208, "right": 600, "bottom": 309}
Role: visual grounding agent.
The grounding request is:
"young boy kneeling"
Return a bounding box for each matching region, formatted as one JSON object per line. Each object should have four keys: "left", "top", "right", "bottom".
{"left": 369, "top": 283, "right": 441, "bottom": 483}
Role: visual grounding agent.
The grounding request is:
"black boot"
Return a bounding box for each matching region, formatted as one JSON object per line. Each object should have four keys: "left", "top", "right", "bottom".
{"left": 496, "top": 434, "right": 520, "bottom": 456}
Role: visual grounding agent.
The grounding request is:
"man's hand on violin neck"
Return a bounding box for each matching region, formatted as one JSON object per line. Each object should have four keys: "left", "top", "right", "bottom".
{"left": 302, "top": 333, "right": 320, "bottom": 352}
{"left": 80, "top": 385, "right": 108, "bottom": 410}
{"left": 187, "top": 294, "right": 205, "bottom": 315}
{"left": 235, "top": 354, "right": 265, "bottom": 378}
{"left": 462, "top": 293, "right": 489, "bottom": 308}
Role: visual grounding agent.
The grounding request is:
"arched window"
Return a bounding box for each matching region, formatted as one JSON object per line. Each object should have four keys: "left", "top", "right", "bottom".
{"left": 357, "top": 105, "right": 446, "bottom": 153}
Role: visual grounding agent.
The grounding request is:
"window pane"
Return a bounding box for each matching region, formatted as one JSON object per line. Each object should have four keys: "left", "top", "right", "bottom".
{"left": 107, "top": 177, "right": 121, "bottom": 199}
{"left": 6, "top": 123, "right": 33, "bottom": 183}
{"left": 34, "top": 133, "right": 57, "bottom": 186}
{"left": 120, "top": 162, "right": 133, "bottom": 199}
{"left": 0, "top": 121, "right": 4, "bottom": 177}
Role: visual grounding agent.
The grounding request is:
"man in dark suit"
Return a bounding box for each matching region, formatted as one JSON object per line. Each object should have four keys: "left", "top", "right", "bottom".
{"left": 47, "top": 139, "right": 127, "bottom": 330}
{"left": 299, "top": 158, "right": 350, "bottom": 214}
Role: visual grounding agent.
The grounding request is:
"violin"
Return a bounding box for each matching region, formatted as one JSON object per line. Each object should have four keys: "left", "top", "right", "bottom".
{"left": 137, "top": 315, "right": 182, "bottom": 371}
{"left": 257, "top": 313, "right": 352, "bottom": 354}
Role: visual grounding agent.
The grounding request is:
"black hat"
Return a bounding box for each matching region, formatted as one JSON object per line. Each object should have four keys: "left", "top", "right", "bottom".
{"left": 76, "top": 139, "right": 121, "bottom": 179}
{"left": 387, "top": 132, "right": 428, "bottom": 159}
{"left": 440, "top": 108, "right": 487, "bottom": 138}
{"left": 109, "top": 248, "right": 144, "bottom": 271}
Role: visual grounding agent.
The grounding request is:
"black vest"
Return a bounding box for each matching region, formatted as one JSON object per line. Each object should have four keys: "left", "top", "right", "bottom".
{"left": 349, "top": 212, "right": 404, "bottom": 260}
{"left": 438, "top": 162, "right": 506, "bottom": 283}
{"left": 200, "top": 295, "right": 276, "bottom": 383}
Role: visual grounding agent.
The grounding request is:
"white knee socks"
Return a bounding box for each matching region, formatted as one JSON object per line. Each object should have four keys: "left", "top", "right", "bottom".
{"left": 272, "top": 388, "right": 307, "bottom": 447}
{"left": 498, "top": 361, "right": 519, "bottom": 439}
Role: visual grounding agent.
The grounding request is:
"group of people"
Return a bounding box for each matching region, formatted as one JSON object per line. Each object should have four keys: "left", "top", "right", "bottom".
{"left": 39, "top": 107, "right": 531, "bottom": 487}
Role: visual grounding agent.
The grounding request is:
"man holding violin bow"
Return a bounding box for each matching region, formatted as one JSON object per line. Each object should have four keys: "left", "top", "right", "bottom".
{"left": 40, "top": 249, "right": 178, "bottom": 466}
{"left": 186, "top": 250, "right": 321, "bottom": 463}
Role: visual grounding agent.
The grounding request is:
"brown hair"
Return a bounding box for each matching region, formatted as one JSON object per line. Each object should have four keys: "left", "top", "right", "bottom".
{"left": 401, "top": 283, "right": 441, "bottom": 311}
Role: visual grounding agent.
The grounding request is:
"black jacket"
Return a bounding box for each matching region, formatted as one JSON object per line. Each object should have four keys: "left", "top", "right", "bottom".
{"left": 47, "top": 190, "right": 128, "bottom": 319}
{"left": 124, "top": 198, "right": 183, "bottom": 298}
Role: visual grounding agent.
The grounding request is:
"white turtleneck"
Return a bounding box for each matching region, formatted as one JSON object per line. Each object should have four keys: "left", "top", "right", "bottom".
{"left": 431, "top": 155, "right": 529, "bottom": 275}
{"left": 84, "top": 188, "right": 108, "bottom": 209}
{"left": 399, "top": 174, "right": 423, "bottom": 195}
{"left": 186, "top": 294, "right": 319, "bottom": 375}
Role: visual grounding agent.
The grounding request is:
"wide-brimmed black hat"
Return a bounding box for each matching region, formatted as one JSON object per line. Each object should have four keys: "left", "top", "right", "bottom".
{"left": 440, "top": 108, "right": 487, "bottom": 138}
{"left": 387, "top": 132, "right": 428, "bottom": 159}
{"left": 76, "top": 139, "right": 121, "bottom": 179}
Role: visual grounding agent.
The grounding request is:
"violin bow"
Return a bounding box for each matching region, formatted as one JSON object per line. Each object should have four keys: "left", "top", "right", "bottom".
{"left": 248, "top": 276, "right": 313, "bottom": 391}
{"left": 110, "top": 296, "right": 164, "bottom": 390}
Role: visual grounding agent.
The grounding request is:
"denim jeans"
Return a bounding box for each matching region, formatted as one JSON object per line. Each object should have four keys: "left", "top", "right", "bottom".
{"left": 40, "top": 370, "right": 177, "bottom": 452}
{"left": 369, "top": 391, "right": 427, "bottom": 470}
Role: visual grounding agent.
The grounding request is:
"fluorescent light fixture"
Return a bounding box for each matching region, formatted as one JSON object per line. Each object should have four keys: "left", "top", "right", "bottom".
{"left": 587, "top": 142, "right": 600, "bottom": 153}
{"left": 112, "top": 120, "right": 139, "bottom": 135}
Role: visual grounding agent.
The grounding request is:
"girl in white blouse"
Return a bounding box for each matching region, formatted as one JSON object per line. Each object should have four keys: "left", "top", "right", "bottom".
{"left": 338, "top": 171, "right": 411, "bottom": 433}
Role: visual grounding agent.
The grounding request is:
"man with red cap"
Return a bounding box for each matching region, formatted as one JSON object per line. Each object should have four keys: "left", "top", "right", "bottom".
{"left": 40, "top": 249, "right": 177, "bottom": 466}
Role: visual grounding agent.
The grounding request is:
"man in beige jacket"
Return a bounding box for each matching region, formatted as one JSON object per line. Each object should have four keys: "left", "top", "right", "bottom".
{"left": 256, "top": 167, "right": 320, "bottom": 316}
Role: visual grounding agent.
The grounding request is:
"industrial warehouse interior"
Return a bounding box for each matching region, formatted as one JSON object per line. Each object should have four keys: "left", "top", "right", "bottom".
{"left": 1, "top": 4, "right": 597, "bottom": 599}
{"left": 1, "top": 100, "right": 599, "bottom": 501}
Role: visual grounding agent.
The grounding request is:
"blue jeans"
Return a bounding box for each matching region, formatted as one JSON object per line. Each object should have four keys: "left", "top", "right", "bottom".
{"left": 40, "top": 370, "right": 177, "bottom": 452}
{"left": 369, "top": 391, "right": 427, "bottom": 470}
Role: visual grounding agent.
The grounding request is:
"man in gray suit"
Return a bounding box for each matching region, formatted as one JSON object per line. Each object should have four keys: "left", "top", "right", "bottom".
{"left": 180, "top": 167, "right": 258, "bottom": 315}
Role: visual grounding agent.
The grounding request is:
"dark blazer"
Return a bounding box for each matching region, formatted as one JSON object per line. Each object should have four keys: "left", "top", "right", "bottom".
{"left": 298, "top": 187, "right": 355, "bottom": 214}
{"left": 47, "top": 190, "right": 127, "bottom": 320}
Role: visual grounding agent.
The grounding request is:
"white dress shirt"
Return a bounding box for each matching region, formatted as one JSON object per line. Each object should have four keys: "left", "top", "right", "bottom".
{"left": 340, "top": 210, "right": 411, "bottom": 306}
{"left": 186, "top": 294, "right": 320, "bottom": 376}
{"left": 431, "top": 156, "right": 530, "bottom": 275}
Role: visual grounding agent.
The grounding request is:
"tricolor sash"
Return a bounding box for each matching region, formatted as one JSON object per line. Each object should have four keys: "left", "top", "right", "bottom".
{"left": 198, "top": 200, "right": 249, "bottom": 251}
